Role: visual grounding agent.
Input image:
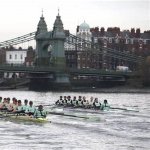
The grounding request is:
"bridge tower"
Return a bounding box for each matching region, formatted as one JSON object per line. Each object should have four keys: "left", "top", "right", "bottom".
{"left": 51, "top": 11, "right": 66, "bottom": 68}
{"left": 30, "top": 11, "right": 70, "bottom": 90}
{"left": 35, "top": 12, "right": 50, "bottom": 66}
{"left": 50, "top": 11, "right": 70, "bottom": 89}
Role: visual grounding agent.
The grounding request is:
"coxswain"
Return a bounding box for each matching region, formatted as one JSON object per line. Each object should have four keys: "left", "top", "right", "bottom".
{"left": 34, "top": 105, "right": 47, "bottom": 118}
{"left": 101, "top": 99, "right": 110, "bottom": 110}
{"left": 25, "top": 101, "right": 36, "bottom": 116}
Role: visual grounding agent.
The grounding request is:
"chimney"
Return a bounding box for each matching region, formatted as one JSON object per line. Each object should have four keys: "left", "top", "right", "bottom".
{"left": 76, "top": 25, "right": 79, "bottom": 33}
{"left": 136, "top": 28, "right": 140, "bottom": 38}
{"left": 101, "top": 27, "right": 105, "bottom": 35}
{"left": 131, "top": 28, "right": 135, "bottom": 37}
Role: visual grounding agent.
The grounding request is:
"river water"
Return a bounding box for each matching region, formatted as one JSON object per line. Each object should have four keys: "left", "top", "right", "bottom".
{"left": 0, "top": 90, "right": 150, "bottom": 150}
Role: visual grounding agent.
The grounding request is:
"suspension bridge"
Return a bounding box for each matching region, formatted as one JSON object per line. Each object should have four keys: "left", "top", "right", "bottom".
{"left": 0, "top": 31, "right": 143, "bottom": 63}
{"left": 0, "top": 13, "right": 144, "bottom": 90}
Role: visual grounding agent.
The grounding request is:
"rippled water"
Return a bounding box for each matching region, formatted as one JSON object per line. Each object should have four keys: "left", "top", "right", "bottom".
{"left": 0, "top": 90, "right": 150, "bottom": 150}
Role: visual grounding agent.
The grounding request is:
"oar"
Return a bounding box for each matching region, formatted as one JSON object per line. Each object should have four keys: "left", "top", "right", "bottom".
{"left": 48, "top": 111, "right": 89, "bottom": 119}
{"left": 110, "top": 107, "right": 139, "bottom": 112}
{"left": 0, "top": 111, "right": 28, "bottom": 118}
{"left": 0, "top": 113, "right": 19, "bottom": 118}
{"left": 35, "top": 104, "right": 56, "bottom": 107}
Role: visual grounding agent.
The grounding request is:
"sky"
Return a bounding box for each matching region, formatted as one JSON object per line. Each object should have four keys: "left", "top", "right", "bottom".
{"left": 0, "top": 0, "right": 149, "bottom": 42}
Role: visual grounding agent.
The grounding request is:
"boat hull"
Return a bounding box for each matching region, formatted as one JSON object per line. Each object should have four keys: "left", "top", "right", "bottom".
{"left": 0, "top": 111, "right": 49, "bottom": 123}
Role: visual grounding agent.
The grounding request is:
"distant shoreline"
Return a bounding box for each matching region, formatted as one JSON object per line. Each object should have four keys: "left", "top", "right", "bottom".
{"left": 70, "top": 87, "right": 150, "bottom": 93}
{"left": 0, "top": 86, "right": 150, "bottom": 93}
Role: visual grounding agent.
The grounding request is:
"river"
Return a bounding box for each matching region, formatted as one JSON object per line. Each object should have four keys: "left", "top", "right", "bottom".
{"left": 0, "top": 90, "right": 150, "bottom": 150}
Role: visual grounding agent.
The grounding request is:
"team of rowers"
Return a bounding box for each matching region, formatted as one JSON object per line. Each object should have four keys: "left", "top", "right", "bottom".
{"left": 0, "top": 97, "right": 47, "bottom": 118}
{"left": 55, "top": 96, "right": 110, "bottom": 110}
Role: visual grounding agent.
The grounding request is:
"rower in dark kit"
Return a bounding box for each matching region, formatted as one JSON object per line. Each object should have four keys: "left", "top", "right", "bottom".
{"left": 72, "top": 96, "right": 77, "bottom": 107}
{"left": 93, "top": 98, "right": 101, "bottom": 109}
{"left": 66, "top": 96, "right": 72, "bottom": 106}
{"left": 55, "top": 96, "right": 63, "bottom": 106}
{"left": 76, "top": 96, "right": 83, "bottom": 107}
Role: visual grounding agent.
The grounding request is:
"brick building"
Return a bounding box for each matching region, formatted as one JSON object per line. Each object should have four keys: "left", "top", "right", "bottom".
{"left": 90, "top": 27, "right": 150, "bottom": 70}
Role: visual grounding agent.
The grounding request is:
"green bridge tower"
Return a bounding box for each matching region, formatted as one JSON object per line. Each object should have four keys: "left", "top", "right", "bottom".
{"left": 30, "top": 11, "right": 70, "bottom": 90}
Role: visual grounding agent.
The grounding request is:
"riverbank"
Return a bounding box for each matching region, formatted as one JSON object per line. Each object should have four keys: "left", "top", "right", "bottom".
{"left": 0, "top": 78, "right": 150, "bottom": 93}
{"left": 71, "top": 87, "right": 150, "bottom": 93}
{"left": 1, "top": 86, "right": 150, "bottom": 93}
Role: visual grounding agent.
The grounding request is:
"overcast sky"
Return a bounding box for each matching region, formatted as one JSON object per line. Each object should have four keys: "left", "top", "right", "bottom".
{"left": 0, "top": 0, "right": 149, "bottom": 42}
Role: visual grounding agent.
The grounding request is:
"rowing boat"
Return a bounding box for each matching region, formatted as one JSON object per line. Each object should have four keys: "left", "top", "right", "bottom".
{"left": 0, "top": 111, "right": 49, "bottom": 123}
{"left": 50, "top": 104, "right": 138, "bottom": 114}
{"left": 9, "top": 115, "right": 49, "bottom": 123}
{"left": 50, "top": 105, "right": 106, "bottom": 114}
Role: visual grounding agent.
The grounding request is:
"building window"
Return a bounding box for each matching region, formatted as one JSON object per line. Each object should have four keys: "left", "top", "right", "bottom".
{"left": 20, "top": 54, "right": 23, "bottom": 59}
{"left": 126, "top": 39, "right": 130, "bottom": 44}
{"left": 109, "top": 38, "right": 112, "bottom": 43}
{"left": 94, "top": 37, "right": 98, "bottom": 43}
{"left": 131, "top": 39, "right": 134, "bottom": 44}
{"left": 139, "top": 44, "right": 142, "bottom": 49}
{"left": 144, "top": 40, "right": 147, "bottom": 45}
{"left": 9, "top": 54, "right": 12, "bottom": 59}
{"left": 15, "top": 54, "right": 17, "bottom": 59}
{"left": 115, "top": 38, "right": 120, "bottom": 44}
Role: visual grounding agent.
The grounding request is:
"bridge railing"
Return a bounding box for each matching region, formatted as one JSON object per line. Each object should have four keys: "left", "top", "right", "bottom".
{"left": 0, "top": 32, "right": 36, "bottom": 48}
{"left": 0, "top": 64, "right": 68, "bottom": 73}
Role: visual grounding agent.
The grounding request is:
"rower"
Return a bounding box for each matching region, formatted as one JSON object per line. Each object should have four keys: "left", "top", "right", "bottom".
{"left": 25, "top": 101, "right": 36, "bottom": 116}
{"left": 0, "top": 97, "right": 2, "bottom": 103}
{"left": 55, "top": 96, "right": 63, "bottom": 106}
{"left": 0, "top": 97, "right": 2, "bottom": 108}
{"left": 77, "top": 96, "right": 83, "bottom": 107}
{"left": 9, "top": 98, "right": 18, "bottom": 112}
{"left": 5, "top": 97, "right": 13, "bottom": 111}
{"left": 63, "top": 96, "right": 67, "bottom": 106}
{"left": 93, "top": 98, "right": 101, "bottom": 109}
{"left": 101, "top": 99, "right": 110, "bottom": 110}
{"left": 13, "top": 100, "right": 25, "bottom": 114}
{"left": 21, "top": 99, "right": 29, "bottom": 112}
{"left": 66, "top": 96, "right": 72, "bottom": 106}
{"left": 34, "top": 105, "right": 47, "bottom": 118}
{"left": 82, "top": 96, "right": 88, "bottom": 108}
{"left": 89, "top": 96, "right": 94, "bottom": 108}
{"left": 0, "top": 98, "right": 8, "bottom": 111}
{"left": 72, "top": 96, "right": 77, "bottom": 107}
